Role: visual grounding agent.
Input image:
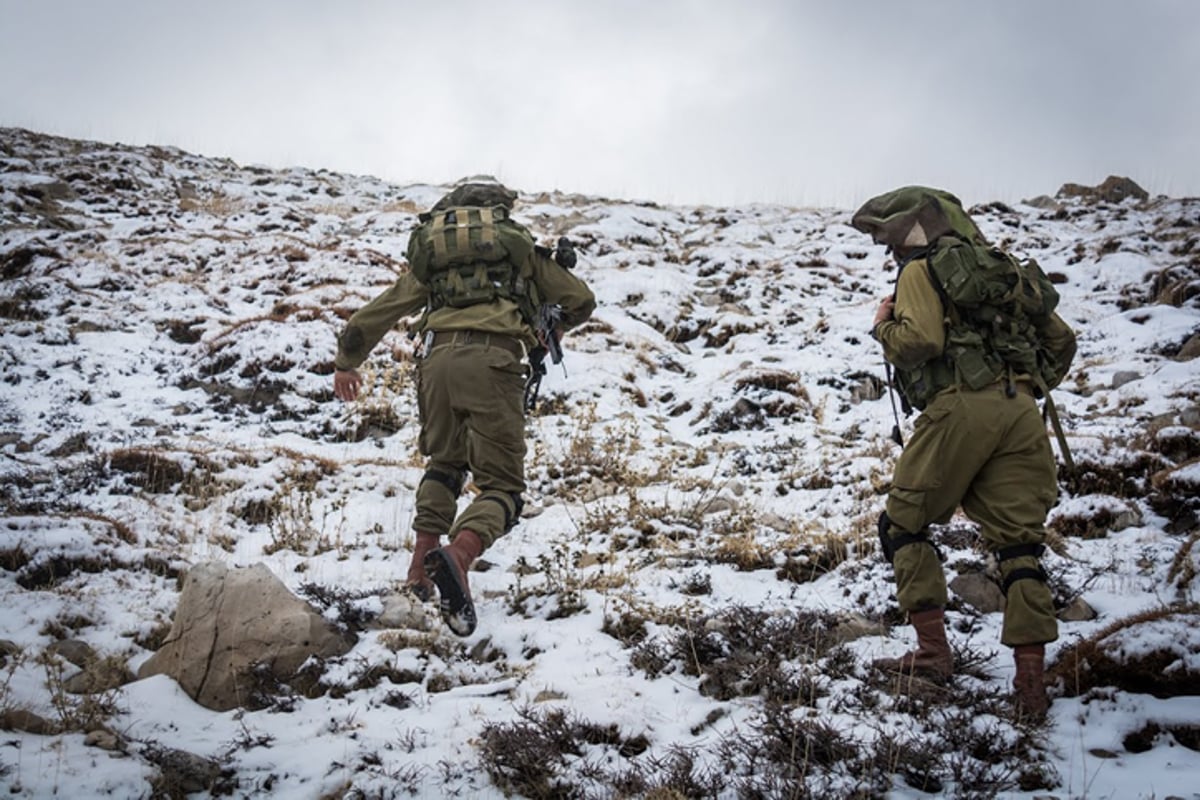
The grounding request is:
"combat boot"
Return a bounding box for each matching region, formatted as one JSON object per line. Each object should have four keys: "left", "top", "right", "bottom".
{"left": 424, "top": 529, "right": 484, "bottom": 637}
{"left": 873, "top": 607, "right": 954, "bottom": 680}
{"left": 404, "top": 532, "right": 441, "bottom": 601}
{"left": 1012, "top": 644, "right": 1049, "bottom": 720}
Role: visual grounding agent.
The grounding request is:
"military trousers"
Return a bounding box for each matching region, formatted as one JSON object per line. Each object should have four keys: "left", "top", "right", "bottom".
{"left": 885, "top": 383, "right": 1060, "bottom": 646}
{"left": 413, "top": 333, "right": 528, "bottom": 548}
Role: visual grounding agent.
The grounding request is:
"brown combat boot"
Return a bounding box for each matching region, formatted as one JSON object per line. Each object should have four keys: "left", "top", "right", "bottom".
{"left": 404, "top": 532, "right": 441, "bottom": 601}
{"left": 424, "top": 529, "right": 484, "bottom": 637}
{"left": 1013, "top": 644, "right": 1049, "bottom": 721}
{"left": 873, "top": 607, "right": 954, "bottom": 680}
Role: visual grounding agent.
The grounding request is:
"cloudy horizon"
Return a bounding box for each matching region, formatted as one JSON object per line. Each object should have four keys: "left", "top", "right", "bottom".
{"left": 2, "top": 0, "right": 1197, "bottom": 208}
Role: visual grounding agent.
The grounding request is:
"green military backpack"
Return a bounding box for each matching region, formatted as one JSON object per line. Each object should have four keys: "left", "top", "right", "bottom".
{"left": 926, "top": 236, "right": 1064, "bottom": 394}
{"left": 407, "top": 205, "right": 538, "bottom": 313}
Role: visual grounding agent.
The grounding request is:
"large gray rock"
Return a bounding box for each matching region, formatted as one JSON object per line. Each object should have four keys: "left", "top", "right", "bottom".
{"left": 949, "top": 570, "right": 1005, "bottom": 614}
{"left": 1057, "top": 175, "right": 1149, "bottom": 204}
{"left": 138, "top": 562, "right": 353, "bottom": 711}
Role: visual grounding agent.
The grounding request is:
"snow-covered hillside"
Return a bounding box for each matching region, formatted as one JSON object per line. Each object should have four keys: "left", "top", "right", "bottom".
{"left": 1, "top": 126, "right": 1198, "bottom": 799}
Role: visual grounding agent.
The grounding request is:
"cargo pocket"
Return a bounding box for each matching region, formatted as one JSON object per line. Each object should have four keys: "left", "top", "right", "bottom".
{"left": 415, "top": 363, "right": 431, "bottom": 455}
{"left": 484, "top": 350, "right": 529, "bottom": 396}
{"left": 889, "top": 396, "right": 956, "bottom": 531}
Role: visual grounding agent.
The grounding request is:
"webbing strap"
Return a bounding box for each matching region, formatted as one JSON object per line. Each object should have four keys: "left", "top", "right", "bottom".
{"left": 478, "top": 207, "right": 495, "bottom": 249}
{"left": 430, "top": 206, "right": 502, "bottom": 265}
{"left": 1044, "top": 391, "right": 1075, "bottom": 473}
{"left": 478, "top": 493, "right": 515, "bottom": 531}
{"left": 996, "top": 543, "right": 1045, "bottom": 561}
{"left": 421, "top": 467, "right": 464, "bottom": 496}
{"left": 431, "top": 211, "right": 448, "bottom": 263}
{"left": 454, "top": 209, "right": 471, "bottom": 254}
{"left": 1002, "top": 566, "right": 1048, "bottom": 595}
{"left": 1034, "top": 375, "right": 1074, "bottom": 473}
{"left": 891, "top": 532, "right": 929, "bottom": 551}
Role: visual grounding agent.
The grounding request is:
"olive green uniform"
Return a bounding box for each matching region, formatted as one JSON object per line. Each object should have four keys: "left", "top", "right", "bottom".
{"left": 874, "top": 260, "right": 1076, "bottom": 646}
{"left": 336, "top": 237, "right": 595, "bottom": 548}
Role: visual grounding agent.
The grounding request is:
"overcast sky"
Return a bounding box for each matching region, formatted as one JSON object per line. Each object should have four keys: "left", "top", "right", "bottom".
{"left": 2, "top": 0, "right": 1197, "bottom": 208}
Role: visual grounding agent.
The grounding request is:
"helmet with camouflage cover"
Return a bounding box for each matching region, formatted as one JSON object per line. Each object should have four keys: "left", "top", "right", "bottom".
{"left": 851, "top": 186, "right": 987, "bottom": 255}
{"left": 429, "top": 179, "right": 518, "bottom": 215}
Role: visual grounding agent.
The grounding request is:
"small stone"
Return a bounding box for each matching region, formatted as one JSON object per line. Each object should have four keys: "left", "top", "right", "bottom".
{"left": 46, "top": 639, "right": 96, "bottom": 669}
{"left": 700, "top": 496, "right": 737, "bottom": 515}
{"left": 1111, "top": 371, "right": 1141, "bottom": 389}
{"left": 372, "top": 593, "right": 434, "bottom": 631}
{"left": 1057, "top": 596, "right": 1097, "bottom": 622}
{"left": 84, "top": 729, "right": 125, "bottom": 751}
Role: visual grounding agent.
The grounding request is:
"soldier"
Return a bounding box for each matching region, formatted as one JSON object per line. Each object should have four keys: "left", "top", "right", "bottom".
{"left": 851, "top": 186, "right": 1076, "bottom": 719}
{"left": 333, "top": 181, "right": 595, "bottom": 637}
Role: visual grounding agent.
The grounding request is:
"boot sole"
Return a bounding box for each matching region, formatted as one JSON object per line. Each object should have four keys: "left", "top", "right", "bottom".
{"left": 423, "top": 549, "right": 477, "bottom": 637}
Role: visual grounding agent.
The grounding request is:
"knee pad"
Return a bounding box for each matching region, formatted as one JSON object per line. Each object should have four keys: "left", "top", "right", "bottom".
{"left": 877, "top": 512, "right": 934, "bottom": 564}
{"left": 421, "top": 467, "right": 464, "bottom": 497}
{"left": 996, "top": 543, "right": 1049, "bottom": 595}
{"left": 478, "top": 491, "right": 523, "bottom": 533}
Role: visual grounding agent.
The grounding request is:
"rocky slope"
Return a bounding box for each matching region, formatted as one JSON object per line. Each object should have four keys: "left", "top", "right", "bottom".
{"left": 1, "top": 126, "right": 1198, "bottom": 798}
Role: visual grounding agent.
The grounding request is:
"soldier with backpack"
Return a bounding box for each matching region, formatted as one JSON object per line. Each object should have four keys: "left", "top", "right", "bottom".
{"left": 332, "top": 181, "right": 595, "bottom": 637}
{"left": 850, "top": 186, "right": 1077, "bottom": 719}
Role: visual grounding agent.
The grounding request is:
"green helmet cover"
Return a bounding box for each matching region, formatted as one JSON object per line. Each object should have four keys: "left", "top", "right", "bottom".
{"left": 851, "top": 186, "right": 987, "bottom": 252}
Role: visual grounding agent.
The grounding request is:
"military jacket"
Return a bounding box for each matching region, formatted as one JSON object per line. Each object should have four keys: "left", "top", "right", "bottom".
{"left": 335, "top": 242, "right": 595, "bottom": 371}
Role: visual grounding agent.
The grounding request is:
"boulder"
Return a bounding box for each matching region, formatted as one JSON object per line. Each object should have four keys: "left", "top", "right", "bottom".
{"left": 1176, "top": 333, "right": 1200, "bottom": 361}
{"left": 1021, "top": 195, "right": 1061, "bottom": 210}
{"left": 138, "top": 562, "right": 354, "bottom": 711}
{"left": 949, "top": 570, "right": 1005, "bottom": 614}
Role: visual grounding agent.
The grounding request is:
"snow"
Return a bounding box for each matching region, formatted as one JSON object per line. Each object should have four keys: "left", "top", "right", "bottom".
{"left": 1, "top": 126, "right": 1199, "bottom": 798}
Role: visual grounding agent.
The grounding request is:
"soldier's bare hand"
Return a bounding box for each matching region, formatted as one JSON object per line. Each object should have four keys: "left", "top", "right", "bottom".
{"left": 333, "top": 369, "right": 362, "bottom": 402}
{"left": 873, "top": 295, "right": 895, "bottom": 327}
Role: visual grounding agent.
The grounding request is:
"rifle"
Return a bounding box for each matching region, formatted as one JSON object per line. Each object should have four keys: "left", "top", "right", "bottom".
{"left": 525, "top": 303, "right": 564, "bottom": 412}
{"left": 523, "top": 237, "right": 577, "bottom": 412}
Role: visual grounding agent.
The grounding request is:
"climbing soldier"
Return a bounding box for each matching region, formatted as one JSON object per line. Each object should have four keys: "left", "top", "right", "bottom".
{"left": 333, "top": 181, "right": 595, "bottom": 637}
{"left": 851, "top": 186, "right": 1077, "bottom": 719}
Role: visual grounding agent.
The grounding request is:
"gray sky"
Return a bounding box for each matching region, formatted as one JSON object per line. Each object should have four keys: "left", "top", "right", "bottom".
{"left": 2, "top": 0, "right": 1197, "bottom": 208}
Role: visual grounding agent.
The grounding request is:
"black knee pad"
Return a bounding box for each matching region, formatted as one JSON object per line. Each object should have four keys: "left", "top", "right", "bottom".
{"left": 478, "top": 491, "right": 523, "bottom": 533}
{"left": 996, "top": 543, "right": 1049, "bottom": 595}
{"left": 421, "top": 467, "right": 464, "bottom": 496}
{"left": 877, "top": 512, "right": 932, "bottom": 564}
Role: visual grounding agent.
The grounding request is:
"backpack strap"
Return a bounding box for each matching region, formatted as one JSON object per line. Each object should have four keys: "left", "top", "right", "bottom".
{"left": 1032, "top": 374, "right": 1075, "bottom": 473}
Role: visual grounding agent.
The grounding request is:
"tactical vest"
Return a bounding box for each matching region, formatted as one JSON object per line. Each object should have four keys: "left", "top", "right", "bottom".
{"left": 894, "top": 236, "right": 1063, "bottom": 410}
{"left": 407, "top": 205, "right": 540, "bottom": 320}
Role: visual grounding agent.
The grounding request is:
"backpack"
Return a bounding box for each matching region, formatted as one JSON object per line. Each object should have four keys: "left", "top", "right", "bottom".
{"left": 925, "top": 236, "right": 1065, "bottom": 395}
{"left": 407, "top": 205, "right": 539, "bottom": 315}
